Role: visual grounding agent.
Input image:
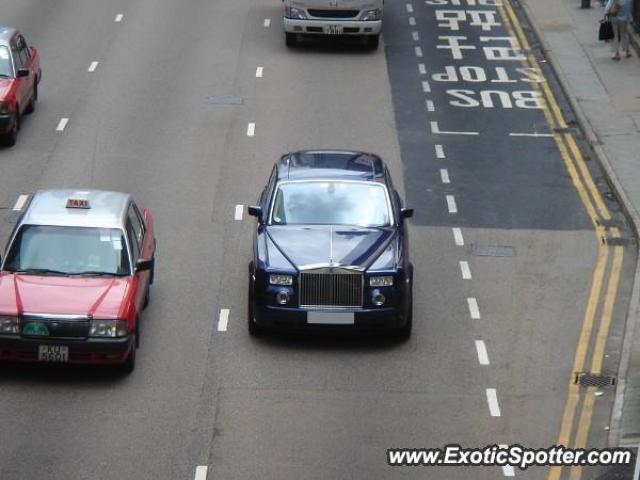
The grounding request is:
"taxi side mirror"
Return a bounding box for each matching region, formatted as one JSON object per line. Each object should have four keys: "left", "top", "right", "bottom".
{"left": 248, "top": 205, "right": 262, "bottom": 218}
{"left": 400, "top": 207, "right": 414, "bottom": 219}
{"left": 135, "top": 259, "right": 153, "bottom": 272}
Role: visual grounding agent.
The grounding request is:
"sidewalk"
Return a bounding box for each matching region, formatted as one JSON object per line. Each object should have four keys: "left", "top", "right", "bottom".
{"left": 517, "top": 0, "right": 640, "bottom": 449}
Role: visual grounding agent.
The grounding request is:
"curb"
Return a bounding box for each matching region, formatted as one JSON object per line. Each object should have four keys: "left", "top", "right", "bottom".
{"left": 516, "top": 0, "right": 640, "bottom": 448}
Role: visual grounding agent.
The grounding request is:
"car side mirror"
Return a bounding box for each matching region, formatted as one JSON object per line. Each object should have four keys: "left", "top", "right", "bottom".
{"left": 17, "top": 69, "right": 29, "bottom": 78}
{"left": 135, "top": 258, "right": 153, "bottom": 272}
{"left": 400, "top": 207, "right": 414, "bottom": 219}
{"left": 248, "top": 205, "right": 263, "bottom": 218}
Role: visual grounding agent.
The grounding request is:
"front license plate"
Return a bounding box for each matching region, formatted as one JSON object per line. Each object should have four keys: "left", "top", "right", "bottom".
{"left": 307, "top": 312, "right": 355, "bottom": 325}
{"left": 38, "top": 345, "right": 69, "bottom": 362}
{"left": 324, "top": 24, "right": 344, "bottom": 35}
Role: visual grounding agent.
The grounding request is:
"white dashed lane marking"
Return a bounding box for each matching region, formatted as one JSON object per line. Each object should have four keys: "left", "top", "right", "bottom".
{"left": 435, "top": 144, "right": 445, "bottom": 158}
{"left": 406, "top": 3, "right": 414, "bottom": 12}
{"left": 194, "top": 466, "right": 208, "bottom": 480}
{"left": 217, "top": 309, "right": 230, "bottom": 332}
{"left": 440, "top": 169, "right": 450, "bottom": 184}
{"left": 467, "top": 297, "right": 480, "bottom": 319}
{"left": 452, "top": 227, "right": 464, "bottom": 246}
{"left": 264, "top": 18, "right": 271, "bottom": 27}
{"left": 247, "top": 123, "right": 255, "bottom": 137}
{"left": 486, "top": 389, "right": 501, "bottom": 417}
{"left": 446, "top": 195, "right": 457, "bottom": 214}
{"left": 409, "top": 16, "right": 416, "bottom": 25}
{"left": 88, "top": 61, "right": 99, "bottom": 72}
{"left": 431, "top": 121, "right": 479, "bottom": 136}
{"left": 412, "top": 31, "right": 420, "bottom": 41}
{"left": 475, "top": 340, "right": 490, "bottom": 365}
{"left": 421, "top": 81, "right": 431, "bottom": 93}
{"left": 256, "top": 66, "right": 263, "bottom": 78}
{"left": 12, "top": 194, "right": 28, "bottom": 211}
{"left": 418, "top": 63, "right": 426, "bottom": 75}
{"left": 509, "top": 132, "right": 553, "bottom": 138}
{"left": 114, "top": 13, "right": 123, "bottom": 22}
{"left": 425, "top": 100, "right": 435, "bottom": 112}
{"left": 56, "top": 118, "right": 69, "bottom": 132}
{"left": 459, "top": 260, "right": 471, "bottom": 279}
{"left": 234, "top": 204, "right": 244, "bottom": 220}
{"left": 502, "top": 465, "right": 515, "bottom": 477}
{"left": 414, "top": 46, "right": 422, "bottom": 57}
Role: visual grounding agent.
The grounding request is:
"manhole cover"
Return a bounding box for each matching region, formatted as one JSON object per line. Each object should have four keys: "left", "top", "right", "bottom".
{"left": 574, "top": 372, "right": 616, "bottom": 388}
{"left": 471, "top": 244, "right": 516, "bottom": 257}
{"left": 204, "top": 96, "right": 243, "bottom": 105}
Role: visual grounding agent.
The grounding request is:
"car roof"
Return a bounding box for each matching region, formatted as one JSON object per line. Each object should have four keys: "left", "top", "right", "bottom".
{"left": 19, "top": 189, "right": 131, "bottom": 229}
{"left": 0, "top": 26, "right": 17, "bottom": 46}
{"left": 276, "top": 150, "right": 387, "bottom": 183}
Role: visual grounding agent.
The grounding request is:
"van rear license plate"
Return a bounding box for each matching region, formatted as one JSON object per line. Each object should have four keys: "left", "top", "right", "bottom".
{"left": 325, "top": 25, "right": 343, "bottom": 35}
{"left": 38, "top": 345, "right": 69, "bottom": 362}
{"left": 307, "top": 312, "right": 354, "bottom": 325}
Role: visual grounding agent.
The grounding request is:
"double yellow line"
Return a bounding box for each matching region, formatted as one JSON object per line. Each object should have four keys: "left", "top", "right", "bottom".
{"left": 496, "top": 2, "right": 626, "bottom": 479}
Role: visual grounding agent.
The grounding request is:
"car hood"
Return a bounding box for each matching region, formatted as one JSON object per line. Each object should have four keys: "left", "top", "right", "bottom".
{"left": 0, "top": 273, "right": 130, "bottom": 318}
{"left": 0, "top": 79, "right": 13, "bottom": 99}
{"left": 266, "top": 225, "right": 396, "bottom": 270}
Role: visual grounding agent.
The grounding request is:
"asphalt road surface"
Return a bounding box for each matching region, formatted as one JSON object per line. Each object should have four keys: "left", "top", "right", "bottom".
{"left": 0, "top": 0, "right": 635, "bottom": 479}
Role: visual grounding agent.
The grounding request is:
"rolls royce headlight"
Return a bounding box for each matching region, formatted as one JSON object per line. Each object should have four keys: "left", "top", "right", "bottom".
{"left": 0, "top": 316, "right": 19, "bottom": 334}
{"left": 361, "top": 8, "right": 382, "bottom": 21}
{"left": 285, "top": 6, "right": 307, "bottom": 19}
{"left": 270, "top": 274, "right": 294, "bottom": 286}
{"left": 369, "top": 276, "right": 393, "bottom": 287}
{"left": 89, "top": 319, "right": 129, "bottom": 338}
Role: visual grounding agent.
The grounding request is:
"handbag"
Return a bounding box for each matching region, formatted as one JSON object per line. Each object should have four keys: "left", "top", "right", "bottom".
{"left": 599, "top": 18, "right": 614, "bottom": 40}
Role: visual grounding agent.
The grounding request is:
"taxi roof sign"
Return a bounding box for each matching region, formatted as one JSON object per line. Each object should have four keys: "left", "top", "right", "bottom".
{"left": 66, "top": 198, "right": 91, "bottom": 209}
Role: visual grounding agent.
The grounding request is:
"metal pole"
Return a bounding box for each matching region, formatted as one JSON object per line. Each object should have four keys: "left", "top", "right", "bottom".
{"left": 633, "top": 442, "right": 640, "bottom": 480}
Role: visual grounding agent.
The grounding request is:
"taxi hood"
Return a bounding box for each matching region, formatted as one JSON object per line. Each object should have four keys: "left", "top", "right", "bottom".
{"left": 0, "top": 273, "right": 130, "bottom": 318}
{"left": 0, "top": 79, "right": 13, "bottom": 100}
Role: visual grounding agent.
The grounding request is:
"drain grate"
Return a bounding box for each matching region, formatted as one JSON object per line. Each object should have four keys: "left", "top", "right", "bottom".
{"left": 204, "top": 95, "right": 243, "bottom": 105}
{"left": 471, "top": 244, "right": 516, "bottom": 257}
{"left": 574, "top": 372, "right": 616, "bottom": 388}
{"left": 605, "top": 237, "right": 632, "bottom": 246}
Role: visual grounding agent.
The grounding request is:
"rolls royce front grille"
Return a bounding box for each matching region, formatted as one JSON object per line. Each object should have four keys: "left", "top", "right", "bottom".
{"left": 299, "top": 270, "right": 363, "bottom": 307}
{"left": 307, "top": 9, "right": 360, "bottom": 18}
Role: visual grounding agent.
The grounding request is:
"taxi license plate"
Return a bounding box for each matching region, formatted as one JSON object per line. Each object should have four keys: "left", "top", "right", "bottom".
{"left": 307, "top": 312, "right": 354, "bottom": 325}
{"left": 324, "top": 24, "right": 343, "bottom": 35}
{"left": 38, "top": 345, "right": 69, "bottom": 362}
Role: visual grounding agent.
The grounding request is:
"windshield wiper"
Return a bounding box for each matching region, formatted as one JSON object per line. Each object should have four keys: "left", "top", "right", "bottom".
{"left": 0, "top": 74, "right": 11, "bottom": 79}
{"left": 8, "top": 268, "right": 71, "bottom": 276}
{"left": 69, "top": 271, "right": 128, "bottom": 277}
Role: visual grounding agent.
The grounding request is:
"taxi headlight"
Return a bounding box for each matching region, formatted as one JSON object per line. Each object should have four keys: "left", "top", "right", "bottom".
{"left": 286, "top": 6, "right": 307, "bottom": 19}
{"left": 361, "top": 8, "right": 382, "bottom": 21}
{"left": 0, "top": 102, "right": 10, "bottom": 115}
{"left": 270, "top": 274, "right": 294, "bottom": 286}
{"left": 369, "top": 276, "right": 393, "bottom": 287}
{"left": 89, "top": 319, "right": 129, "bottom": 338}
{"left": 0, "top": 316, "right": 19, "bottom": 334}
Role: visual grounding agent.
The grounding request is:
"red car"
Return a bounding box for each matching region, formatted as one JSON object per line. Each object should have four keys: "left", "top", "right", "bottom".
{"left": 0, "top": 26, "right": 41, "bottom": 146}
{"left": 0, "top": 190, "right": 156, "bottom": 373}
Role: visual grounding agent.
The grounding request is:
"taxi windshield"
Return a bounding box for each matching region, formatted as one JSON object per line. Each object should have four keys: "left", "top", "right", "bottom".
{"left": 3, "top": 225, "right": 131, "bottom": 275}
{"left": 0, "top": 47, "right": 12, "bottom": 78}
{"left": 270, "top": 181, "right": 392, "bottom": 227}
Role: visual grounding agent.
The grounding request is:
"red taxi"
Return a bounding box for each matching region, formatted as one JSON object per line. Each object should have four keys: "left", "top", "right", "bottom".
{"left": 0, "top": 26, "right": 41, "bottom": 146}
{"left": 0, "top": 190, "right": 155, "bottom": 373}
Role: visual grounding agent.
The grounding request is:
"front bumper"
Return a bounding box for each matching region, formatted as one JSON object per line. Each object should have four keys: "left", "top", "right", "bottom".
{"left": 0, "top": 335, "right": 134, "bottom": 365}
{"left": 283, "top": 18, "right": 382, "bottom": 35}
{"left": 253, "top": 304, "right": 408, "bottom": 332}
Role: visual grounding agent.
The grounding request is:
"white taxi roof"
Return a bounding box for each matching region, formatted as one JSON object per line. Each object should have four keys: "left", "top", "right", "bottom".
{"left": 19, "top": 189, "right": 131, "bottom": 229}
